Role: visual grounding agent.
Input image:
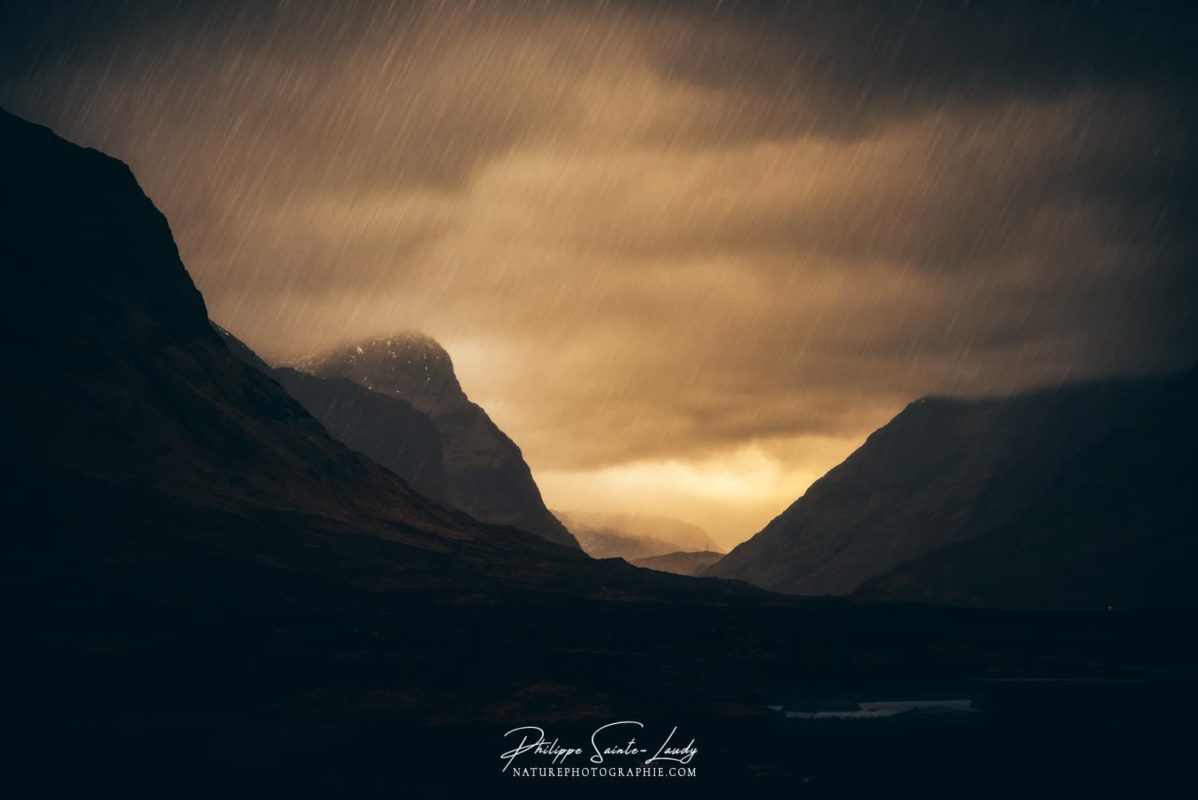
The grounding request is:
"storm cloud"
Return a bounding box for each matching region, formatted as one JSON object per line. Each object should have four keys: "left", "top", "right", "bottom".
{"left": 3, "top": 0, "right": 1195, "bottom": 543}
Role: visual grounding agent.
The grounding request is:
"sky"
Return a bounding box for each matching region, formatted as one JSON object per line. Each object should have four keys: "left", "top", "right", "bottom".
{"left": 2, "top": 1, "right": 1196, "bottom": 546}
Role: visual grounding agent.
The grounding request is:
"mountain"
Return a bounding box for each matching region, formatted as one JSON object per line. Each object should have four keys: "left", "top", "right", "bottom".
{"left": 708, "top": 377, "right": 1176, "bottom": 596}
{"left": 271, "top": 367, "right": 450, "bottom": 502}
{"left": 302, "top": 334, "right": 578, "bottom": 548}
{"left": 858, "top": 368, "right": 1198, "bottom": 608}
{"left": 212, "top": 322, "right": 273, "bottom": 373}
{"left": 0, "top": 106, "right": 611, "bottom": 601}
{"left": 212, "top": 324, "right": 449, "bottom": 502}
{"left": 0, "top": 108, "right": 784, "bottom": 791}
{"left": 4, "top": 108, "right": 1195, "bottom": 797}
{"left": 557, "top": 509, "right": 721, "bottom": 560}
{"left": 634, "top": 550, "right": 724, "bottom": 577}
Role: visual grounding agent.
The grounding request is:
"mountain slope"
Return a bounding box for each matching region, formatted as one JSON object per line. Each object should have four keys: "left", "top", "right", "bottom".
{"left": 304, "top": 335, "right": 578, "bottom": 548}
{"left": 634, "top": 550, "right": 724, "bottom": 577}
{"left": 708, "top": 377, "right": 1173, "bottom": 596}
{"left": 3, "top": 109, "right": 1194, "bottom": 798}
{"left": 211, "top": 322, "right": 450, "bottom": 502}
{"left": 212, "top": 321, "right": 273, "bottom": 374}
{"left": 0, "top": 105, "right": 782, "bottom": 615}
{"left": 858, "top": 369, "right": 1198, "bottom": 608}
{"left": 271, "top": 367, "right": 449, "bottom": 502}
{"left": 0, "top": 107, "right": 605, "bottom": 597}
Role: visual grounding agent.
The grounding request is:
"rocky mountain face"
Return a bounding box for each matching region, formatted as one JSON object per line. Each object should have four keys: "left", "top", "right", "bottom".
{"left": 634, "top": 550, "right": 725, "bottom": 577}
{"left": 1, "top": 110, "right": 785, "bottom": 794}
{"left": 1, "top": 107, "right": 614, "bottom": 601}
{"left": 558, "top": 509, "right": 721, "bottom": 560}
{"left": 271, "top": 367, "right": 449, "bottom": 502}
{"left": 4, "top": 109, "right": 1194, "bottom": 797}
{"left": 212, "top": 322, "right": 273, "bottom": 373}
{"left": 708, "top": 377, "right": 1179, "bottom": 597}
{"left": 303, "top": 335, "right": 578, "bottom": 548}
{"left": 858, "top": 369, "right": 1198, "bottom": 608}
{"left": 212, "top": 324, "right": 449, "bottom": 503}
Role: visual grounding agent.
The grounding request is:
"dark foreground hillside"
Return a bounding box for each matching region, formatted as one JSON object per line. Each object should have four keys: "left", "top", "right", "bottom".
{"left": 2, "top": 108, "right": 1196, "bottom": 797}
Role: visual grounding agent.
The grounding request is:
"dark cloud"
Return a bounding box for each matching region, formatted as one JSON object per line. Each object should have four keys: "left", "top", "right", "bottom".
{"left": 2, "top": 0, "right": 1195, "bottom": 540}
{"left": 648, "top": 1, "right": 1198, "bottom": 133}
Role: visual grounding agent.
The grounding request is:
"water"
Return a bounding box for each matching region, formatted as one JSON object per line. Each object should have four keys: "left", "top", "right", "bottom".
{"left": 780, "top": 698, "right": 974, "bottom": 719}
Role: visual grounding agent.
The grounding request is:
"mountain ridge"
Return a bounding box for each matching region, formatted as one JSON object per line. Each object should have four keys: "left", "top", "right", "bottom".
{"left": 2, "top": 107, "right": 637, "bottom": 602}
{"left": 857, "top": 367, "right": 1198, "bottom": 608}
{"left": 634, "top": 550, "right": 725, "bottom": 577}
{"left": 305, "top": 335, "right": 578, "bottom": 548}
{"left": 212, "top": 324, "right": 451, "bottom": 503}
{"left": 707, "top": 374, "right": 1186, "bottom": 597}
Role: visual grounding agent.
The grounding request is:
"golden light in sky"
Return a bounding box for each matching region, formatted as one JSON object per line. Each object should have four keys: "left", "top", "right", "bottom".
{"left": 3, "top": 1, "right": 1194, "bottom": 545}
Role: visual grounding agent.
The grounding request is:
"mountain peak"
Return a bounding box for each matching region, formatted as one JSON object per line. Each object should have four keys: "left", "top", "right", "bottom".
{"left": 304, "top": 332, "right": 462, "bottom": 407}
{"left": 301, "top": 331, "right": 578, "bottom": 548}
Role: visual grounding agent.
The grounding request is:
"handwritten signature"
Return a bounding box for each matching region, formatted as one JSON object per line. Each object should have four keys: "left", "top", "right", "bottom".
{"left": 501, "top": 721, "right": 698, "bottom": 772}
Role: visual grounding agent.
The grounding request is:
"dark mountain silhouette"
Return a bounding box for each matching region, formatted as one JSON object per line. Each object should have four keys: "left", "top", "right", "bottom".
{"left": 558, "top": 509, "right": 721, "bottom": 560}
{"left": 212, "top": 321, "right": 273, "bottom": 373}
{"left": 708, "top": 376, "right": 1179, "bottom": 596}
{"left": 3, "top": 107, "right": 1195, "bottom": 797}
{"left": 634, "top": 550, "right": 724, "bottom": 577}
{"left": 303, "top": 334, "right": 578, "bottom": 548}
{"left": 858, "top": 368, "right": 1198, "bottom": 608}
{"left": 0, "top": 106, "right": 665, "bottom": 598}
{"left": 212, "top": 324, "right": 448, "bottom": 502}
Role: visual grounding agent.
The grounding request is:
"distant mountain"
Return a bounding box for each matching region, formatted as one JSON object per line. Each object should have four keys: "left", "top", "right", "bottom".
{"left": 302, "top": 335, "right": 578, "bottom": 548}
{"left": 858, "top": 369, "right": 1198, "bottom": 608}
{"left": 271, "top": 367, "right": 449, "bottom": 502}
{"left": 4, "top": 108, "right": 1192, "bottom": 798}
{"left": 212, "top": 325, "right": 449, "bottom": 502}
{"left": 557, "top": 509, "right": 721, "bottom": 560}
{"left": 634, "top": 550, "right": 724, "bottom": 577}
{"left": 708, "top": 377, "right": 1178, "bottom": 596}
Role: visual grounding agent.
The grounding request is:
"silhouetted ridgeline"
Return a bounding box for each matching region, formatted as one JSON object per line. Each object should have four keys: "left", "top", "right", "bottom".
{"left": 213, "top": 324, "right": 449, "bottom": 503}
{"left": 0, "top": 107, "right": 727, "bottom": 598}
{"left": 634, "top": 550, "right": 724, "bottom": 577}
{"left": 304, "top": 335, "right": 578, "bottom": 548}
{"left": 709, "top": 374, "right": 1198, "bottom": 608}
{"left": 858, "top": 367, "right": 1198, "bottom": 608}
{"left": 3, "top": 107, "right": 1196, "bottom": 798}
